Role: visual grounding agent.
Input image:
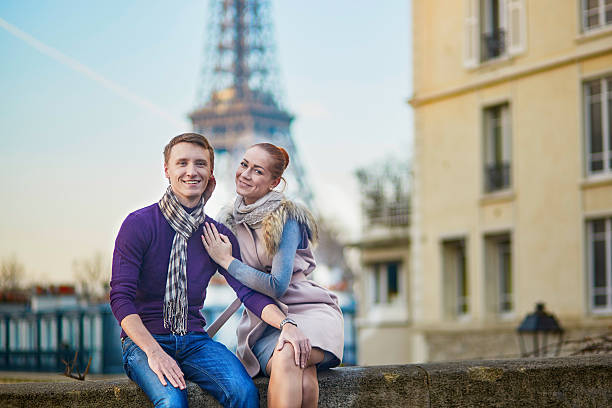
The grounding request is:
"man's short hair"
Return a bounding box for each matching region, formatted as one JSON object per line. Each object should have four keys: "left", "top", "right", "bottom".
{"left": 164, "top": 133, "right": 215, "bottom": 170}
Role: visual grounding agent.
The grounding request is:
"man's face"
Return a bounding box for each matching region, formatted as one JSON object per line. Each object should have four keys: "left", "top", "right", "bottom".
{"left": 164, "top": 142, "right": 212, "bottom": 207}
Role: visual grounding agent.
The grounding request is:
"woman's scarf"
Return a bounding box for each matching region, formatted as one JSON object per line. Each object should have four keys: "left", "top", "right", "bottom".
{"left": 233, "top": 190, "right": 284, "bottom": 229}
{"left": 158, "top": 186, "right": 206, "bottom": 335}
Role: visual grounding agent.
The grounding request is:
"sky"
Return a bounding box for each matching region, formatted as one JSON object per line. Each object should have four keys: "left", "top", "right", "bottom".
{"left": 0, "top": 1, "right": 413, "bottom": 285}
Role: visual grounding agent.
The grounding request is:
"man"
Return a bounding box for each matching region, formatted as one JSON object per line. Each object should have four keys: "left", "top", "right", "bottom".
{"left": 110, "top": 133, "right": 310, "bottom": 407}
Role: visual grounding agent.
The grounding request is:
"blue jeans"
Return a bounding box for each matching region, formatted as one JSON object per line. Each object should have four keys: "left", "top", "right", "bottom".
{"left": 122, "top": 332, "right": 259, "bottom": 408}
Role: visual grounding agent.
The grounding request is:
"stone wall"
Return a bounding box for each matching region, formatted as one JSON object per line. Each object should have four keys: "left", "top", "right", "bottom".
{"left": 1, "top": 355, "right": 610, "bottom": 407}
{"left": 425, "top": 325, "right": 612, "bottom": 361}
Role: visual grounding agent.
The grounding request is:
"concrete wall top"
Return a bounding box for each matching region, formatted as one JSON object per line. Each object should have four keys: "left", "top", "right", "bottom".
{"left": 1, "top": 355, "right": 610, "bottom": 407}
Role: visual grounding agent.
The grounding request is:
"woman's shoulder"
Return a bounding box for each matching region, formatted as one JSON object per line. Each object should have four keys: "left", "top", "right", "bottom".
{"left": 278, "top": 200, "right": 316, "bottom": 227}
{"left": 261, "top": 199, "right": 318, "bottom": 255}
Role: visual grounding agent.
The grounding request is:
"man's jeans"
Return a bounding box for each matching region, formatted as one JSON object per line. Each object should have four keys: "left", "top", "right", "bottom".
{"left": 122, "top": 332, "right": 259, "bottom": 408}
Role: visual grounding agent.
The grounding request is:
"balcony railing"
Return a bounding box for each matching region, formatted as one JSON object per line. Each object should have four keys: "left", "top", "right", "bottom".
{"left": 484, "top": 162, "right": 511, "bottom": 192}
{"left": 482, "top": 29, "right": 506, "bottom": 60}
{"left": 366, "top": 201, "right": 411, "bottom": 227}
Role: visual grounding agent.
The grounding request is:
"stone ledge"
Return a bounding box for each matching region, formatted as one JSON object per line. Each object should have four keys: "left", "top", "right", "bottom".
{"left": 1, "top": 355, "right": 611, "bottom": 407}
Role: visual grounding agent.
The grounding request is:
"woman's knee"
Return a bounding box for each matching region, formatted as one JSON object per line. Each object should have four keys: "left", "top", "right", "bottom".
{"left": 270, "top": 343, "right": 301, "bottom": 374}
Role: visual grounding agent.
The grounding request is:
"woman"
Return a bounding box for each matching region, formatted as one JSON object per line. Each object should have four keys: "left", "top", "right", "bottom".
{"left": 201, "top": 143, "right": 344, "bottom": 408}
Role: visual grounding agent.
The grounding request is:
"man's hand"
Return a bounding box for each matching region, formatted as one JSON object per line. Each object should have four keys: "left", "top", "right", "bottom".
{"left": 120, "top": 315, "right": 186, "bottom": 389}
{"left": 276, "top": 323, "right": 311, "bottom": 369}
{"left": 146, "top": 348, "right": 186, "bottom": 390}
{"left": 201, "top": 222, "right": 234, "bottom": 269}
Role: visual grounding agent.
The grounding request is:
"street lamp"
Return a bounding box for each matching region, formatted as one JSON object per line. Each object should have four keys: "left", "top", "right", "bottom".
{"left": 517, "top": 303, "right": 564, "bottom": 357}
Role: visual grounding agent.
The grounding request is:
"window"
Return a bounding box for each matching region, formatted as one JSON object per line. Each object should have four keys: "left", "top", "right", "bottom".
{"left": 481, "top": 0, "right": 506, "bottom": 60}
{"left": 442, "top": 239, "right": 469, "bottom": 318}
{"left": 582, "top": 0, "right": 612, "bottom": 31}
{"left": 588, "top": 218, "right": 612, "bottom": 312}
{"left": 464, "top": 0, "right": 526, "bottom": 67}
{"left": 585, "top": 76, "right": 612, "bottom": 175}
{"left": 498, "top": 239, "right": 513, "bottom": 313}
{"left": 212, "top": 125, "right": 226, "bottom": 135}
{"left": 484, "top": 233, "right": 513, "bottom": 315}
{"left": 483, "top": 103, "right": 512, "bottom": 192}
{"left": 371, "top": 262, "right": 401, "bottom": 305}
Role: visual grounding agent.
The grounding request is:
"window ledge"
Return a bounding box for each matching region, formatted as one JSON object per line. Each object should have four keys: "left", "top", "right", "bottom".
{"left": 457, "top": 313, "right": 472, "bottom": 323}
{"left": 580, "top": 174, "right": 612, "bottom": 189}
{"left": 498, "top": 311, "right": 516, "bottom": 321}
{"left": 364, "top": 303, "right": 409, "bottom": 324}
{"left": 590, "top": 308, "right": 612, "bottom": 316}
{"left": 480, "top": 189, "right": 516, "bottom": 205}
{"left": 467, "top": 54, "right": 514, "bottom": 72}
{"left": 444, "top": 314, "right": 472, "bottom": 324}
{"left": 575, "top": 25, "right": 612, "bottom": 44}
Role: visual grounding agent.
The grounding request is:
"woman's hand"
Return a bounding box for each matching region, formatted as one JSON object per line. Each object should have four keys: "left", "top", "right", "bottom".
{"left": 201, "top": 222, "right": 234, "bottom": 269}
{"left": 276, "top": 323, "right": 311, "bottom": 369}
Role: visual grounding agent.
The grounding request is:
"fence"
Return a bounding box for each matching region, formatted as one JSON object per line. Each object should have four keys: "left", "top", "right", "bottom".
{"left": 0, "top": 304, "right": 122, "bottom": 374}
{"left": 0, "top": 301, "right": 357, "bottom": 374}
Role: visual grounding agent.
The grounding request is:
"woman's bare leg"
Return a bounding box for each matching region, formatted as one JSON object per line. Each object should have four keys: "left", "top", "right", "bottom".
{"left": 301, "top": 366, "right": 319, "bottom": 408}
{"left": 267, "top": 344, "right": 303, "bottom": 408}
{"left": 266, "top": 346, "right": 325, "bottom": 408}
{"left": 301, "top": 349, "right": 323, "bottom": 408}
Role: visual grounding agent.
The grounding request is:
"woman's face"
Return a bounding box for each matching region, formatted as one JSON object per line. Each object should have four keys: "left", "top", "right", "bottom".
{"left": 235, "top": 146, "right": 280, "bottom": 204}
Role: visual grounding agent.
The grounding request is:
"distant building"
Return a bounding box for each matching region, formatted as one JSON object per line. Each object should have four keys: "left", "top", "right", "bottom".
{"left": 351, "top": 162, "right": 412, "bottom": 365}
{"left": 30, "top": 285, "right": 78, "bottom": 312}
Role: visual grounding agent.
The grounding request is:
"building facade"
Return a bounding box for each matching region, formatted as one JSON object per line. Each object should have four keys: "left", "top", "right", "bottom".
{"left": 353, "top": 223, "right": 412, "bottom": 365}
{"left": 351, "top": 162, "right": 413, "bottom": 365}
{"left": 356, "top": 0, "right": 612, "bottom": 365}
{"left": 408, "top": 0, "right": 612, "bottom": 362}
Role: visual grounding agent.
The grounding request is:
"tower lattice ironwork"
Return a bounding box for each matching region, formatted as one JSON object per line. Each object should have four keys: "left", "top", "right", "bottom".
{"left": 190, "top": 0, "right": 313, "bottom": 205}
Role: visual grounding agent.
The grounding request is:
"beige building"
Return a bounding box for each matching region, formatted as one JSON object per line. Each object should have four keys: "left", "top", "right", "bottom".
{"left": 355, "top": 0, "right": 612, "bottom": 364}
{"left": 351, "top": 163, "right": 412, "bottom": 365}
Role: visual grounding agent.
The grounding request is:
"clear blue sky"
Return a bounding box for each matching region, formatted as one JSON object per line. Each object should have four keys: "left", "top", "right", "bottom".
{"left": 0, "top": 1, "right": 412, "bottom": 284}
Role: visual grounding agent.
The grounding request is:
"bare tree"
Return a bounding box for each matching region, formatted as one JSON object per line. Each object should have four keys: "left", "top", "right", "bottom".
{"left": 72, "top": 252, "right": 109, "bottom": 301}
{"left": 355, "top": 157, "right": 411, "bottom": 227}
{"left": 0, "top": 254, "right": 24, "bottom": 291}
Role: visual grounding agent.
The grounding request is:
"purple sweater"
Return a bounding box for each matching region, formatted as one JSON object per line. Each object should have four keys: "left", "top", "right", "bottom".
{"left": 110, "top": 203, "right": 274, "bottom": 337}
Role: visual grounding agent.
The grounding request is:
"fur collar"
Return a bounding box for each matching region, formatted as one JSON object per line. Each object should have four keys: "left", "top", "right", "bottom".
{"left": 218, "top": 200, "right": 318, "bottom": 256}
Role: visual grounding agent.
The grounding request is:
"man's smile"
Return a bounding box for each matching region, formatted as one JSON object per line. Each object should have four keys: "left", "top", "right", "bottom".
{"left": 183, "top": 179, "right": 201, "bottom": 185}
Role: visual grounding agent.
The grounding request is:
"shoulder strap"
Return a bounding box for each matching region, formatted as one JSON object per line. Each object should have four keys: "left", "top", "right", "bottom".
{"left": 206, "top": 297, "right": 242, "bottom": 337}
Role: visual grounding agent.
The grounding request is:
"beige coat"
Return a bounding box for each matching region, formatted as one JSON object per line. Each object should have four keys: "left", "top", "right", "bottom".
{"left": 226, "top": 203, "right": 344, "bottom": 377}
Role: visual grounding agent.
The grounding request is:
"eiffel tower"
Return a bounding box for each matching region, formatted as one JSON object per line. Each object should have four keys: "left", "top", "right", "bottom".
{"left": 190, "top": 0, "right": 313, "bottom": 206}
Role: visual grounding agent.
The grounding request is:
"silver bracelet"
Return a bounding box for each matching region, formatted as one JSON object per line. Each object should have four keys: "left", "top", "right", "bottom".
{"left": 279, "top": 317, "right": 298, "bottom": 330}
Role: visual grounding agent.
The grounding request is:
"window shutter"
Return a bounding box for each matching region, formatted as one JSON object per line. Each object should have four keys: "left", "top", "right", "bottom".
{"left": 506, "top": 0, "right": 526, "bottom": 55}
{"left": 501, "top": 104, "right": 512, "bottom": 163}
{"left": 464, "top": 0, "right": 479, "bottom": 68}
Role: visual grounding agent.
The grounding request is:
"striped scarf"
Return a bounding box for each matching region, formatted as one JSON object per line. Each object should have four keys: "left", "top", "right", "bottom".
{"left": 158, "top": 186, "right": 206, "bottom": 335}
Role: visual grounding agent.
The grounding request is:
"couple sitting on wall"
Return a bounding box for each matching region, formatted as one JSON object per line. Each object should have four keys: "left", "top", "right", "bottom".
{"left": 110, "top": 133, "right": 344, "bottom": 408}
